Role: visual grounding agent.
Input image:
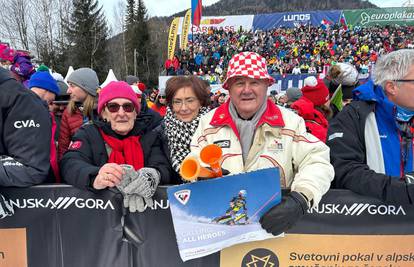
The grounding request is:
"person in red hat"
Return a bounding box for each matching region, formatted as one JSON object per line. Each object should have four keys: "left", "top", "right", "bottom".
{"left": 60, "top": 81, "right": 173, "bottom": 213}
{"left": 290, "top": 76, "right": 332, "bottom": 142}
{"left": 189, "top": 51, "right": 334, "bottom": 236}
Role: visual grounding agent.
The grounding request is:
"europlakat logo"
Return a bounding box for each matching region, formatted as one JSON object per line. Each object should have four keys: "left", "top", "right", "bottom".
{"left": 174, "top": 190, "right": 191, "bottom": 205}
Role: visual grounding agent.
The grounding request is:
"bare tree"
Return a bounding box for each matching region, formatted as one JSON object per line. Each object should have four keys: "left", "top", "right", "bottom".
{"left": 0, "top": 0, "right": 31, "bottom": 50}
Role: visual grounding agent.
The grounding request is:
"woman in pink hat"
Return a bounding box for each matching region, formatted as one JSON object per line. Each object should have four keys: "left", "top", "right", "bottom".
{"left": 60, "top": 81, "right": 172, "bottom": 212}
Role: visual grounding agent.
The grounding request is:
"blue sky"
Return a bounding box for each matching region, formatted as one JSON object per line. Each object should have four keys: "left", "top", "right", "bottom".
{"left": 100, "top": 0, "right": 405, "bottom": 20}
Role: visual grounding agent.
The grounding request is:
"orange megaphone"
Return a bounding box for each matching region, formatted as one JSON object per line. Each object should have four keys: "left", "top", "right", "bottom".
{"left": 179, "top": 156, "right": 216, "bottom": 181}
{"left": 200, "top": 144, "right": 223, "bottom": 177}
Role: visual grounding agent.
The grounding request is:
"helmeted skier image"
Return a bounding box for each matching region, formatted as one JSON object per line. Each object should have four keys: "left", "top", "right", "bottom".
{"left": 213, "top": 190, "right": 249, "bottom": 225}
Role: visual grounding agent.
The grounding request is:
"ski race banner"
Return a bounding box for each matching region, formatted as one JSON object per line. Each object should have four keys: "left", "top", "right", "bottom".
{"left": 343, "top": 7, "right": 414, "bottom": 27}
{"left": 253, "top": 10, "right": 342, "bottom": 30}
{"left": 167, "top": 168, "right": 281, "bottom": 261}
{"left": 1, "top": 185, "right": 414, "bottom": 267}
{"left": 177, "top": 15, "right": 254, "bottom": 35}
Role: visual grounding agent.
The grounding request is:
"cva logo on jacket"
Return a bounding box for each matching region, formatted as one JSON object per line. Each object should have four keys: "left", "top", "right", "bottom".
{"left": 13, "top": 120, "right": 40, "bottom": 129}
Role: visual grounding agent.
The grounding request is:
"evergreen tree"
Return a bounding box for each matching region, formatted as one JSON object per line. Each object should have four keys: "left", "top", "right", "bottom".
{"left": 124, "top": 0, "right": 156, "bottom": 85}
{"left": 65, "top": 0, "right": 108, "bottom": 80}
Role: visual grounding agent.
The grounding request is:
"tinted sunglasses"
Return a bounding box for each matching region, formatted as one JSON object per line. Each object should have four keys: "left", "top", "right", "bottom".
{"left": 159, "top": 95, "right": 166, "bottom": 99}
{"left": 106, "top": 102, "right": 135, "bottom": 113}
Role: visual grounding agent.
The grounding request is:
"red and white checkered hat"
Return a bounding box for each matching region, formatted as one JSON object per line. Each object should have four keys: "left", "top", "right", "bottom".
{"left": 222, "top": 52, "right": 275, "bottom": 89}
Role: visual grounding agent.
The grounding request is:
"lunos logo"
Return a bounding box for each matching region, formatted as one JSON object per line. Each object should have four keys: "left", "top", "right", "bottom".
{"left": 283, "top": 14, "right": 311, "bottom": 22}
{"left": 309, "top": 203, "right": 406, "bottom": 216}
{"left": 13, "top": 120, "right": 40, "bottom": 128}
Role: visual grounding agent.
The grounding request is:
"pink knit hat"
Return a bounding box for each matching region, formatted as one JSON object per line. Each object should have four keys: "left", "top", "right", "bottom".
{"left": 98, "top": 81, "right": 140, "bottom": 114}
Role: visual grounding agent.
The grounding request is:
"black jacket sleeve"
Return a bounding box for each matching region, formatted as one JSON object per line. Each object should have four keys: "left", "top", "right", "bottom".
{"left": 141, "top": 132, "right": 173, "bottom": 185}
{"left": 60, "top": 127, "right": 101, "bottom": 191}
{"left": 0, "top": 74, "right": 51, "bottom": 187}
{"left": 327, "top": 102, "right": 408, "bottom": 203}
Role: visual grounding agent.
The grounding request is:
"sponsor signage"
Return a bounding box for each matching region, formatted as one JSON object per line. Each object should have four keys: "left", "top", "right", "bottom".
{"left": 221, "top": 234, "right": 414, "bottom": 267}
{"left": 177, "top": 15, "right": 254, "bottom": 34}
{"left": 344, "top": 7, "right": 414, "bottom": 27}
{"left": 0, "top": 186, "right": 413, "bottom": 266}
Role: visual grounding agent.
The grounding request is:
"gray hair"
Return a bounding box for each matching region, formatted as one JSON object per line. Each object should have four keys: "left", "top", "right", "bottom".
{"left": 373, "top": 49, "right": 414, "bottom": 88}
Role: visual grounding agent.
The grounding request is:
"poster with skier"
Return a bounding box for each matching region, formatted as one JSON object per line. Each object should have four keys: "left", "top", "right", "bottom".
{"left": 167, "top": 167, "right": 281, "bottom": 261}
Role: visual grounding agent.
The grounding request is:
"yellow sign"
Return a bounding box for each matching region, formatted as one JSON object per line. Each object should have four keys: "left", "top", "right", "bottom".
{"left": 168, "top": 17, "right": 180, "bottom": 60}
{"left": 221, "top": 234, "right": 414, "bottom": 267}
{"left": 0, "top": 228, "right": 27, "bottom": 267}
{"left": 181, "top": 9, "right": 191, "bottom": 50}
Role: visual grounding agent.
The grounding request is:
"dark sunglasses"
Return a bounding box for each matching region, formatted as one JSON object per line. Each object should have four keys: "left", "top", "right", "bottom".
{"left": 106, "top": 102, "right": 135, "bottom": 113}
{"left": 159, "top": 95, "right": 166, "bottom": 99}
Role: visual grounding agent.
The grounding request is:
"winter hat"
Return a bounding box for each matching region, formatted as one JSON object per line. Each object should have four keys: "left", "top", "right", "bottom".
{"left": 98, "top": 81, "right": 140, "bottom": 114}
{"left": 29, "top": 68, "right": 60, "bottom": 96}
{"left": 301, "top": 76, "right": 329, "bottom": 106}
{"left": 125, "top": 75, "right": 139, "bottom": 85}
{"left": 67, "top": 67, "right": 99, "bottom": 97}
{"left": 11, "top": 53, "right": 35, "bottom": 80}
{"left": 131, "top": 85, "right": 142, "bottom": 95}
{"left": 0, "top": 44, "right": 14, "bottom": 62}
{"left": 52, "top": 73, "right": 70, "bottom": 103}
{"left": 222, "top": 51, "right": 275, "bottom": 89}
{"left": 286, "top": 87, "right": 302, "bottom": 102}
{"left": 330, "top": 63, "right": 359, "bottom": 86}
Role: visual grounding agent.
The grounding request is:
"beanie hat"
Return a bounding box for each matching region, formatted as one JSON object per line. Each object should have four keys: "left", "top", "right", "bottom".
{"left": 52, "top": 73, "right": 70, "bottom": 102}
{"left": 301, "top": 76, "right": 329, "bottom": 106}
{"left": 0, "top": 44, "right": 14, "bottom": 62}
{"left": 125, "top": 75, "right": 139, "bottom": 85}
{"left": 222, "top": 51, "right": 275, "bottom": 89}
{"left": 286, "top": 87, "right": 302, "bottom": 102}
{"left": 98, "top": 81, "right": 140, "bottom": 114}
{"left": 29, "top": 69, "right": 60, "bottom": 96}
{"left": 331, "top": 63, "right": 359, "bottom": 86}
{"left": 67, "top": 67, "right": 99, "bottom": 96}
{"left": 11, "top": 53, "right": 35, "bottom": 80}
{"left": 131, "top": 85, "right": 142, "bottom": 95}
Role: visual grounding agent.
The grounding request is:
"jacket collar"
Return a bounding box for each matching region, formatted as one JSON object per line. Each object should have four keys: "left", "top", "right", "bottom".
{"left": 210, "top": 99, "right": 285, "bottom": 139}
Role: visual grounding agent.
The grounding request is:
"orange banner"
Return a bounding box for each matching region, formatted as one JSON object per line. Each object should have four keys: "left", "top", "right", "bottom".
{"left": 0, "top": 228, "right": 27, "bottom": 267}
{"left": 221, "top": 234, "right": 414, "bottom": 267}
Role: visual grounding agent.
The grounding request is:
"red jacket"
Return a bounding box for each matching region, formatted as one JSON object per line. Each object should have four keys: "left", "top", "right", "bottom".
{"left": 291, "top": 97, "right": 328, "bottom": 142}
{"left": 58, "top": 108, "right": 83, "bottom": 160}
{"left": 151, "top": 105, "right": 167, "bottom": 117}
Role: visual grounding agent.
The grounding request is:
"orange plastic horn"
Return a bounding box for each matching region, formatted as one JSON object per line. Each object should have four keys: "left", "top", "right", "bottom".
{"left": 200, "top": 144, "right": 223, "bottom": 177}
{"left": 179, "top": 156, "right": 216, "bottom": 181}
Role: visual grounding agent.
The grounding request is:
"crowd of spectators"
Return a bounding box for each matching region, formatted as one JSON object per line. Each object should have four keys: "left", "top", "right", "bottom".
{"left": 164, "top": 24, "right": 414, "bottom": 84}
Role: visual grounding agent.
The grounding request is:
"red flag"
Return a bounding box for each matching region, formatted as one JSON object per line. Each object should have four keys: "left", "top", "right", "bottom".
{"left": 191, "top": 0, "right": 202, "bottom": 26}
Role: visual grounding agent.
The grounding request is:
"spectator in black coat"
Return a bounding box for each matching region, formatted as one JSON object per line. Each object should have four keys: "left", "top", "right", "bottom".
{"left": 61, "top": 81, "right": 173, "bottom": 212}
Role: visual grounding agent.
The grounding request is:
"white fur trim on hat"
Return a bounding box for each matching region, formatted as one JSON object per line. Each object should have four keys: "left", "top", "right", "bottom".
{"left": 304, "top": 76, "right": 318, "bottom": 87}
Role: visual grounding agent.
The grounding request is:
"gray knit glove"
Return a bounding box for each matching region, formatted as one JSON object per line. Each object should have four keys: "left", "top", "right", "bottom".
{"left": 116, "top": 164, "right": 137, "bottom": 194}
{"left": 0, "top": 193, "right": 14, "bottom": 219}
{"left": 124, "top": 167, "right": 160, "bottom": 198}
{"left": 124, "top": 195, "right": 155, "bottom": 213}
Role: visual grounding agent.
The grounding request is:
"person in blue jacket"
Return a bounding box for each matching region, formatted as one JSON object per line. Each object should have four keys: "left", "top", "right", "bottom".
{"left": 327, "top": 49, "right": 414, "bottom": 204}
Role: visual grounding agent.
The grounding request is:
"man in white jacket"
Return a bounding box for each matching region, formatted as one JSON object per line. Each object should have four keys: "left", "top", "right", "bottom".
{"left": 190, "top": 51, "right": 334, "bottom": 236}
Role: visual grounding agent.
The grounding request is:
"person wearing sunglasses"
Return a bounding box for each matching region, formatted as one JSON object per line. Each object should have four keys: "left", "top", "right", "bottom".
{"left": 328, "top": 49, "right": 414, "bottom": 205}
{"left": 151, "top": 94, "right": 167, "bottom": 117}
{"left": 61, "top": 81, "right": 173, "bottom": 212}
{"left": 154, "top": 76, "right": 211, "bottom": 183}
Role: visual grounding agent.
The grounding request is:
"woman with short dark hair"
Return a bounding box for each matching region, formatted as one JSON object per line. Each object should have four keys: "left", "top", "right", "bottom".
{"left": 155, "top": 76, "right": 210, "bottom": 183}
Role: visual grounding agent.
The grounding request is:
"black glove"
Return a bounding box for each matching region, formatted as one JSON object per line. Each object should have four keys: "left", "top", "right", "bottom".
{"left": 259, "top": 191, "right": 308, "bottom": 236}
{"left": 385, "top": 176, "right": 414, "bottom": 205}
